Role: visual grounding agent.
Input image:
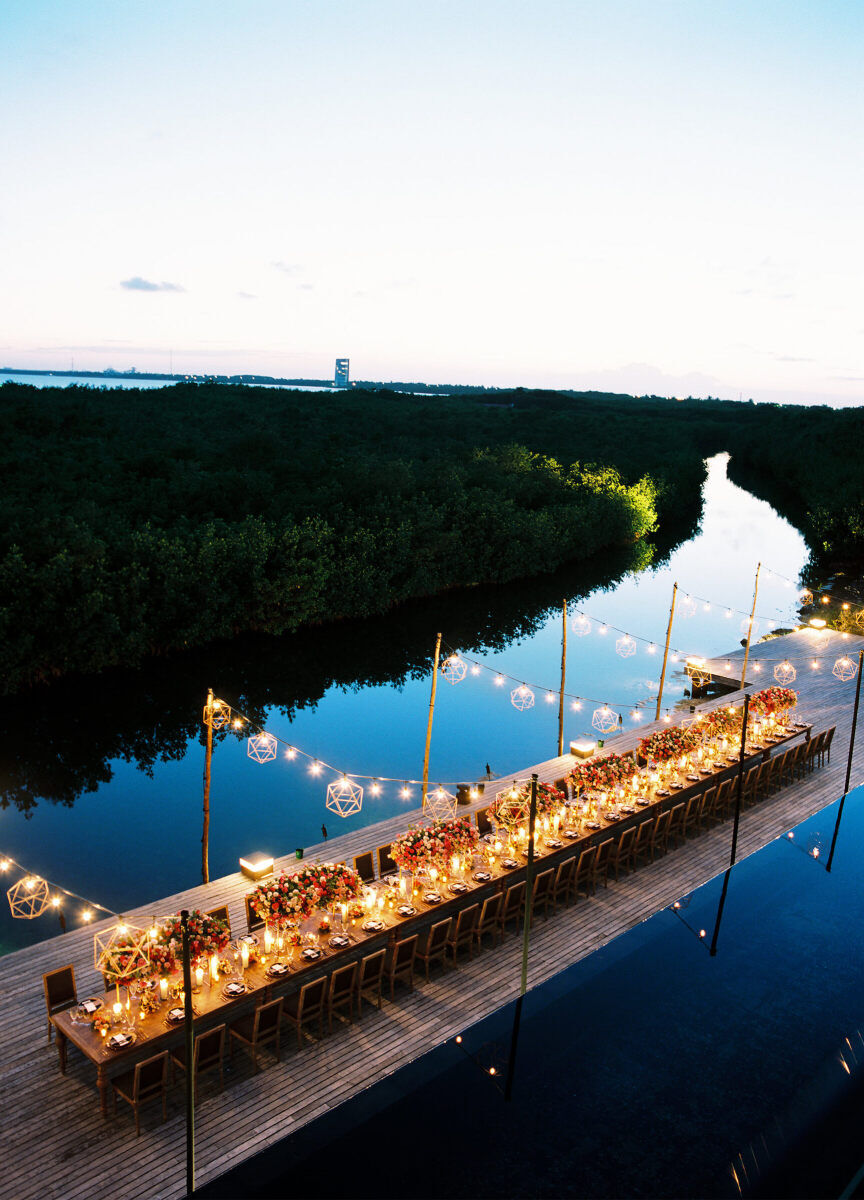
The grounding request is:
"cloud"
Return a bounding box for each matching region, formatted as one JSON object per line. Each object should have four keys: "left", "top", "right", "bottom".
{"left": 773, "top": 354, "right": 814, "bottom": 363}
{"left": 298, "top": 283, "right": 314, "bottom": 291}
{"left": 120, "top": 276, "right": 185, "bottom": 293}
{"left": 272, "top": 261, "right": 301, "bottom": 276}
{"left": 237, "top": 291, "right": 257, "bottom": 300}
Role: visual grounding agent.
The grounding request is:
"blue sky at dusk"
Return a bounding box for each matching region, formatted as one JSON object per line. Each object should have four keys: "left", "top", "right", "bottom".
{"left": 1, "top": 0, "right": 861, "bottom": 401}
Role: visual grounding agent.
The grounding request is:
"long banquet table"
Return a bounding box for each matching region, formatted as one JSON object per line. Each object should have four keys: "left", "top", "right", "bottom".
{"left": 52, "top": 720, "right": 812, "bottom": 1115}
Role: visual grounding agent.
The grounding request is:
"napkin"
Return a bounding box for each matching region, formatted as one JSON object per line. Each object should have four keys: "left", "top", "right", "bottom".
{"left": 396, "top": 906, "right": 415, "bottom": 916}
{"left": 108, "top": 1033, "right": 131, "bottom": 1048}
{"left": 82, "top": 1000, "right": 98, "bottom": 1014}
{"left": 225, "top": 982, "right": 245, "bottom": 995}
{"left": 473, "top": 871, "right": 492, "bottom": 881}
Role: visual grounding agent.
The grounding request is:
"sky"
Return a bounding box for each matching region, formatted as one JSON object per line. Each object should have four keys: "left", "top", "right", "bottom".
{"left": 1, "top": 0, "right": 862, "bottom": 401}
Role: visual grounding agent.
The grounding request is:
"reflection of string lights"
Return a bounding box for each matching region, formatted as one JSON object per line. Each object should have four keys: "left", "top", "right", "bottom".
{"left": 1, "top": 851, "right": 115, "bottom": 925}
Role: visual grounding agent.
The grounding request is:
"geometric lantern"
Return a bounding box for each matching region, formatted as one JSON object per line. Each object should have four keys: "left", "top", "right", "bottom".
{"left": 592, "top": 705, "right": 619, "bottom": 734}
{"left": 833, "top": 656, "right": 858, "bottom": 683}
{"left": 425, "top": 787, "right": 458, "bottom": 822}
{"left": 94, "top": 919, "right": 151, "bottom": 984}
{"left": 510, "top": 684, "right": 535, "bottom": 711}
{"left": 325, "top": 776, "right": 363, "bottom": 818}
{"left": 493, "top": 785, "right": 530, "bottom": 834}
{"left": 247, "top": 733, "right": 278, "bottom": 763}
{"left": 571, "top": 614, "right": 591, "bottom": 637}
{"left": 6, "top": 874, "right": 51, "bottom": 919}
{"left": 441, "top": 654, "right": 467, "bottom": 685}
{"left": 208, "top": 698, "right": 231, "bottom": 729}
{"left": 740, "top": 616, "right": 756, "bottom": 636}
{"left": 799, "top": 589, "right": 814, "bottom": 607}
{"left": 615, "top": 634, "right": 637, "bottom": 658}
{"left": 855, "top": 609, "right": 864, "bottom": 630}
{"left": 679, "top": 595, "right": 697, "bottom": 618}
{"left": 774, "top": 660, "right": 797, "bottom": 685}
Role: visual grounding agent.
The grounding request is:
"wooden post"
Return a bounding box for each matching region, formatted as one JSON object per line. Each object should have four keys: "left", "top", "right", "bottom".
{"left": 505, "top": 773, "right": 538, "bottom": 1102}
{"left": 655, "top": 583, "right": 678, "bottom": 720}
{"left": 708, "top": 866, "right": 733, "bottom": 957}
{"left": 740, "top": 563, "right": 761, "bottom": 689}
{"left": 181, "top": 911, "right": 195, "bottom": 1194}
{"left": 202, "top": 689, "right": 214, "bottom": 885}
{"left": 421, "top": 633, "right": 442, "bottom": 809}
{"left": 558, "top": 600, "right": 567, "bottom": 757}
{"left": 826, "top": 648, "right": 864, "bottom": 873}
{"left": 729, "top": 694, "right": 751, "bottom": 867}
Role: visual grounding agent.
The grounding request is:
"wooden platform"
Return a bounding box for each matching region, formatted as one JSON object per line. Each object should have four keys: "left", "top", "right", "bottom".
{"left": 1, "top": 627, "right": 861, "bottom": 1200}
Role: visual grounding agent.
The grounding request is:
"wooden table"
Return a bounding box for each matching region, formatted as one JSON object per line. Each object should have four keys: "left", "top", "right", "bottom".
{"left": 52, "top": 720, "right": 811, "bottom": 1115}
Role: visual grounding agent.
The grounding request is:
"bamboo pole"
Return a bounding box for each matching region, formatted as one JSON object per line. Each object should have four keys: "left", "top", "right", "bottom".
{"left": 728, "top": 693, "right": 751, "bottom": 867}
{"left": 505, "top": 773, "right": 538, "bottom": 1102}
{"left": 740, "top": 563, "right": 761, "bottom": 689}
{"left": 558, "top": 600, "right": 567, "bottom": 757}
{"left": 202, "top": 689, "right": 214, "bottom": 885}
{"left": 181, "top": 911, "right": 195, "bottom": 1194}
{"left": 421, "top": 633, "right": 443, "bottom": 809}
{"left": 655, "top": 583, "right": 678, "bottom": 720}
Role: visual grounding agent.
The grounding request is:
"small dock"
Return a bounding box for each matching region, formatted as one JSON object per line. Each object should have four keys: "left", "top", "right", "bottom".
{"left": 1, "top": 627, "right": 860, "bottom": 1200}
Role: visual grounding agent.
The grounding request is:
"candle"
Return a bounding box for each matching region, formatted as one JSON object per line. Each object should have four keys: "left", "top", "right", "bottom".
{"left": 430, "top": 868, "right": 438, "bottom": 882}
{"left": 112, "top": 1002, "right": 122, "bottom": 1020}
{"left": 376, "top": 895, "right": 384, "bottom": 913}
{"left": 240, "top": 943, "right": 249, "bottom": 969}
{"left": 194, "top": 966, "right": 204, "bottom": 990}
{"left": 494, "top": 840, "right": 502, "bottom": 854}
{"left": 397, "top": 878, "right": 405, "bottom": 898}
{"left": 276, "top": 932, "right": 284, "bottom": 951}
{"left": 210, "top": 954, "right": 219, "bottom": 982}
{"left": 451, "top": 855, "right": 459, "bottom": 874}
{"left": 264, "top": 928, "right": 273, "bottom": 953}
{"left": 159, "top": 977, "right": 169, "bottom": 1000}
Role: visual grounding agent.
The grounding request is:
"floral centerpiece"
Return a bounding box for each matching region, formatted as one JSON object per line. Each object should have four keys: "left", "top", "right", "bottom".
{"left": 147, "top": 940, "right": 177, "bottom": 977}
{"left": 155, "top": 909, "right": 231, "bottom": 968}
{"left": 637, "top": 725, "right": 702, "bottom": 764}
{"left": 488, "top": 782, "right": 564, "bottom": 826}
{"left": 749, "top": 686, "right": 798, "bottom": 716}
{"left": 96, "top": 931, "right": 152, "bottom": 986}
{"left": 700, "top": 707, "right": 742, "bottom": 739}
{"left": 293, "top": 862, "right": 363, "bottom": 912}
{"left": 390, "top": 817, "right": 479, "bottom": 875}
{"left": 570, "top": 751, "right": 639, "bottom": 793}
{"left": 249, "top": 871, "right": 316, "bottom": 924}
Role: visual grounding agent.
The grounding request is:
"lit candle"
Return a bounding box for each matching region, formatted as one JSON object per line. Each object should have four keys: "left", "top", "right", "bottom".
{"left": 397, "top": 878, "right": 405, "bottom": 898}
{"left": 451, "top": 855, "right": 459, "bottom": 874}
{"left": 112, "top": 1001, "right": 122, "bottom": 1020}
{"left": 430, "top": 867, "right": 438, "bottom": 883}
{"left": 240, "top": 943, "right": 249, "bottom": 969}
{"left": 494, "top": 840, "right": 502, "bottom": 854}
{"left": 194, "top": 966, "right": 204, "bottom": 990}
{"left": 376, "top": 895, "right": 384, "bottom": 913}
{"left": 210, "top": 954, "right": 219, "bottom": 982}
{"left": 264, "top": 928, "right": 273, "bottom": 953}
{"left": 341, "top": 900, "right": 349, "bottom": 923}
{"left": 159, "top": 977, "right": 169, "bottom": 1000}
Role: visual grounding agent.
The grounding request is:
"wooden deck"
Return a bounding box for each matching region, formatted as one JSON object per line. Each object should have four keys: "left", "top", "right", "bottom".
{"left": 1, "top": 627, "right": 861, "bottom": 1200}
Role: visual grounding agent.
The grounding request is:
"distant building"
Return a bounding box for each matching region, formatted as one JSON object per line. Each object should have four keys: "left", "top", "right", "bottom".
{"left": 334, "top": 358, "right": 349, "bottom": 387}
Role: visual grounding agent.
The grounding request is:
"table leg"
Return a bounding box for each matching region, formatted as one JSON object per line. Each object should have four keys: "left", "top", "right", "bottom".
{"left": 55, "top": 1027, "right": 68, "bottom": 1074}
{"left": 97, "top": 1064, "right": 109, "bottom": 1118}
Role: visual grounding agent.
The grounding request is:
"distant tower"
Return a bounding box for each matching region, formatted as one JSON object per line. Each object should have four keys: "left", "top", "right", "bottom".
{"left": 334, "top": 358, "right": 350, "bottom": 388}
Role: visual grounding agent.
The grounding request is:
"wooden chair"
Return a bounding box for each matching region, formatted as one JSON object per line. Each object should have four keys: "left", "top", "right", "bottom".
{"left": 639, "top": 811, "right": 670, "bottom": 863}
{"left": 283, "top": 976, "right": 327, "bottom": 1048}
{"left": 206, "top": 905, "right": 231, "bottom": 937}
{"left": 551, "top": 856, "right": 576, "bottom": 907}
{"left": 804, "top": 732, "right": 825, "bottom": 774}
{"left": 741, "top": 765, "right": 761, "bottom": 808}
{"left": 377, "top": 844, "right": 397, "bottom": 877}
{"left": 529, "top": 869, "right": 555, "bottom": 921}
{"left": 447, "top": 904, "right": 480, "bottom": 961}
{"left": 697, "top": 786, "right": 719, "bottom": 829}
{"left": 498, "top": 881, "right": 526, "bottom": 935}
{"left": 354, "top": 948, "right": 387, "bottom": 1012}
{"left": 573, "top": 845, "right": 597, "bottom": 898}
{"left": 327, "top": 961, "right": 359, "bottom": 1032}
{"left": 229, "top": 997, "right": 283, "bottom": 1072}
{"left": 111, "top": 1051, "right": 170, "bottom": 1135}
{"left": 244, "top": 894, "right": 265, "bottom": 933}
{"left": 784, "top": 743, "right": 806, "bottom": 785}
{"left": 666, "top": 803, "right": 686, "bottom": 849}
{"left": 819, "top": 726, "right": 836, "bottom": 767}
{"left": 606, "top": 826, "right": 636, "bottom": 881}
{"left": 170, "top": 1025, "right": 226, "bottom": 1103}
{"left": 386, "top": 934, "right": 418, "bottom": 998}
{"left": 475, "top": 806, "right": 493, "bottom": 836}
{"left": 416, "top": 918, "right": 453, "bottom": 979}
{"left": 43, "top": 964, "right": 76, "bottom": 1043}
{"left": 353, "top": 852, "right": 375, "bottom": 883}
{"left": 589, "top": 840, "right": 614, "bottom": 891}
{"left": 680, "top": 793, "right": 701, "bottom": 839}
{"left": 764, "top": 752, "right": 786, "bottom": 794}
{"left": 474, "top": 893, "right": 503, "bottom": 949}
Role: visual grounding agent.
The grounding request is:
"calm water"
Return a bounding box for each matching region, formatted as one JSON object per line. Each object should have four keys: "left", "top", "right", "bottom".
{"left": 0, "top": 454, "right": 807, "bottom": 954}
{"left": 0, "top": 372, "right": 337, "bottom": 391}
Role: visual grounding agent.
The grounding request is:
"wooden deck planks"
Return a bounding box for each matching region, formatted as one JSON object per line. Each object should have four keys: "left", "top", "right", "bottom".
{"left": 1, "top": 627, "right": 862, "bottom": 1200}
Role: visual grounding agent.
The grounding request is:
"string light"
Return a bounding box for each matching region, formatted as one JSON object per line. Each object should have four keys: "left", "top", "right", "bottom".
{"left": 441, "top": 654, "right": 467, "bottom": 685}
{"left": 833, "top": 656, "right": 858, "bottom": 682}
{"left": 510, "top": 684, "right": 535, "bottom": 711}
{"left": 0, "top": 850, "right": 115, "bottom": 925}
{"left": 774, "top": 660, "right": 797, "bottom": 685}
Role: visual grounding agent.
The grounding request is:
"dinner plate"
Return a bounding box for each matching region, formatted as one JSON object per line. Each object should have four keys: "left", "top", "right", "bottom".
{"left": 686, "top": 774, "right": 700, "bottom": 782}
{"left": 449, "top": 882, "right": 468, "bottom": 894}
{"left": 107, "top": 1031, "right": 136, "bottom": 1050}
{"left": 564, "top": 829, "right": 580, "bottom": 838}
{"left": 362, "top": 920, "right": 385, "bottom": 932}
{"left": 301, "top": 948, "right": 322, "bottom": 960}
{"left": 670, "top": 782, "right": 684, "bottom": 789}
{"left": 396, "top": 905, "right": 416, "bottom": 917}
{"left": 222, "top": 981, "right": 247, "bottom": 997}
{"left": 329, "top": 934, "right": 352, "bottom": 947}
{"left": 656, "top": 789, "right": 670, "bottom": 797}
{"left": 238, "top": 933, "right": 259, "bottom": 946}
{"left": 699, "top": 768, "right": 713, "bottom": 775}
{"left": 604, "top": 813, "right": 620, "bottom": 822}
{"left": 501, "top": 859, "right": 519, "bottom": 869}
{"left": 267, "top": 961, "right": 290, "bottom": 976}
{"left": 637, "top": 798, "right": 652, "bottom": 806}
{"left": 79, "top": 997, "right": 103, "bottom": 1015}
{"left": 422, "top": 893, "right": 442, "bottom": 904}
{"left": 472, "top": 871, "right": 492, "bottom": 882}
{"left": 546, "top": 838, "right": 563, "bottom": 848}
{"left": 585, "top": 821, "right": 601, "bottom": 829}
{"left": 620, "top": 806, "right": 636, "bottom": 814}
{"left": 166, "top": 1007, "right": 186, "bottom": 1024}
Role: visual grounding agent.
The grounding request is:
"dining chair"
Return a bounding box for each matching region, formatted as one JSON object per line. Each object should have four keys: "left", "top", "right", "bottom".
{"left": 283, "top": 976, "right": 328, "bottom": 1048}
{"left": 631, "top": 820, "right": 655, "bottom": 868}
{"left": 680, "top": 793, "right": 700, "bottom": 839}
{"left": 447, "top": 904, "right": 480, "bottom": 961}
{"left": 666, "top": 803, "right": 686, "bottom": 849}
{"left": 820, "top": 726, "right": 836, "bottom": 767}
{"left": 377, "top": 844, "right": 397, "bottom": 877}
{"left": 206, "top": 904, "right": 231, "bottom": 938}
{"left": 551, "top": 856, "right": 576, "bottom": 907}
{"left": 553, "top": 777, "right": 571, "bottom": 800}
{"left": 589, "top": 841, "right": 614, "bottom": 891}
{"left": 229, "top": 997, "right": 283, "bottom": 1072}
{"left": 111, "top": 1050, "right": 170, "bottom": 1136}
{"left": 416, "top": 918, "right": 453, "bottom": 979}
{"left": 530, "top": 869, "right": 555, "bottom": 920}
{"left": 606, "top": 826, "right": 636, "bottom": 881}
{"left": 171, "top": 1025, "right": 226, "bottom": 1103}
{"left": 353, "top": 852, "right": 376, "bottom": 884}
{"left": 573, "top": 845, "right": 598, "bottom": 897}
{"left": 714, "top": 778, "right": 735, "bottom": 821}
{"left": 474, "top": 894, "right": 503, "bottom": 949}
{"left": 244, "top": 893, "right": 265, "bottom": 934}
{"left": 386, "top": 934, "right": 418, "bottom": 998}
{"left": 497, "top": 880, "right": 526, "bottom": 936}
{"left": 475, "top": 806, "right": 493, "bottom": 836}
{"left": 804, "top": 731, "right": 825, "bottom": 774}
{"left": 355, "top": 948, "right": 387, "bottom": 1012}
{"left": 43, "top": 964, "right": 77, "bottom": 1043}
{"left": 327, "top": 961, "right": 359, "bottom": 1032}
{"left": 646, "top": 811, "right": 671, "bottom": 862}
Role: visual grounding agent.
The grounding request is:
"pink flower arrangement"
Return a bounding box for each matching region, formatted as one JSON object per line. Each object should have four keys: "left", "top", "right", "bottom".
{"left": 488, "top": 782, "right": 564, "bottom": 826}
{"left": 98, "top": 934, "right": 152, "bottom": 986}
{"left": 292, "top": 862, "right": 363, "bottom": 910}
{"left": 391, "top": 817, "right": 479, "bottom": 874}
{"left": 637, "top": 724, "right": 701, "bottom": 764}
{"left": 249, "top": 872, "right": 316, "bottom": 923}
{"left": 750, "top": 686, "right": 798, "bottom": 716}
{"left": 156, "top": 909, "right": 230, "bottom": 966}
{"left": 570, "top": 751, "right": 639, "bottom": 793}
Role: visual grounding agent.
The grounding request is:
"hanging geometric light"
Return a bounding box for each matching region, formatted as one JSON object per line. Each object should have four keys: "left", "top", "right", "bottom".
{"left": 615, "top": 634, "right": 637, "bottom": 658}
{"left": 94, "top": 919, "right": 151, "bottom": 983}
{"left": 425, "top": 787, "right": 458, "bottom": 822}
{"left": 679, "top": 595, "right": 697, "bottom": 618}
{"left": 774, "top": 660, "right": 797, "bottom": 685}
{"left": 209, "top": 698, "right": 231, "bottom": 730}
{"left": 740, "top": 616, "right": 756, "bottom": 636}
{"left": 7, "top": 874, "right": 51, "bottom": 919}
{"left": 685, "top": 658, "right": 710, "bottom": 689}
{"left": 799, "top": 589, "right": 814, "bottom": 607}
{"left": 441, "top": 654, "right": 467, "bottom": 685}
{"left": 591, "top": 705, "right": 619, "bottom": 734}
{"left": 325, "top": 777, "right": 363, "bottom": 818}
{"left": 833, "top": 656, "right": 858, "bottom": 683}
{"left": 247, "top": 733, "right": 278, "bottom": 763}
{"left": 571, "top": 614, "right": 591, "bottom": 637}
{"left": 510, "top": 684, "right": 535, "bottom": 711}
{"left": 493, "top": 785, "right": 530, "bottom": 834}
{"left": 855, "top": 609, "right": 864, "bottom": 630}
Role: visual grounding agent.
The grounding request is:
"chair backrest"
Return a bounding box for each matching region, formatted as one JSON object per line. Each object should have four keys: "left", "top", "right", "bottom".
{"left": 298, "top": 976, "right": 328, "bottom": 1017}
{"left": 593, "top": 839, "right": 614, "bottom": 867}
{"left": 425, "top": 918, "right": 453, "bottom": 952}
{"left": 575, "top": 845, "right": 597, "bottom": 874}
{"left": 377, "top": 844, "right": 396, "bottom": 876}
{"left": 478, "top": 893, "right": 502, "bottom": 926}
{"left": 206, "top": 905, "right": 231, "bottom": 937}
{"left": 554, "top": 857, "right": 575, "bottom": 886}
{"left": 393, "top": 934, "right": 418, "bottom": 970}
{"left": 194, "top": 1025, "right": 225, "bottom": 1072}
{"left": 532, "top": 868, "right": 553, "bottom": 898}
{"left": 615, "top": 825, "right": 636, "bottom": 853}
{"left": 455, "top": 904, "right": 479, "bottom": 936}
{"left": 43, "top": 964, "right": 76, "bottom": 1011}
{"left": 358, "top": 948, "right": 387, "bottom": 986}
{"left": 652, "top": 811, "right": 670, "bottom": 838}
{"left": 822, "top": 727, "right": 836, "bottom": 757}
{"left": 329, "top": 962, "right": 358, "bottom": 1001}
{"left": 354, "top": 852, "right": 375, "bottom": 883}
{"left": 134, "top": 1051, "right": 169, "bottom": 1101}
{"left": 244, "top": 894, "right": 264, "bottom": 932}
{"left": 476, "top": 806, "right": 493, "bottom": 836}
{"left": 669, "top": 802, "right": 685, "bottom": 826}
{"left": 553, "top": 777, "right": 570, "bottom": 799}
{"left": 503, "top": 880, "right": 526, "bottom": 915}
{"left": 255, "top": 996, "right": 284, "bottom": 1038}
